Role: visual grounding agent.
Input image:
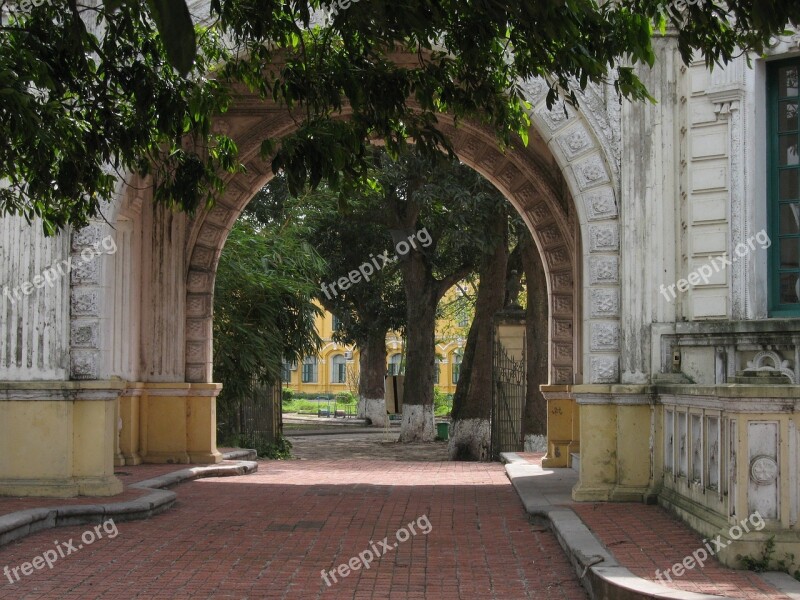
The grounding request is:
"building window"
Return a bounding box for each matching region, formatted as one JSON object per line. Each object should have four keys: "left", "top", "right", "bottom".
{"left": 331, "top": 354, "right": 346, "bottom": 384}
{"left": 332, "top": 315, "right": 343, "bottom": 332}
{"left": 302, "top": 356, "right": 318, "bottom": 383}
{"left": 388, "top": 353, "right": 403, "bottom": 376}
{"left": 433, "top": 358, "right": 440, "bottom": 385}
{"left": 457, "top": 306, "right": 469, "bottom": 328}
{"left": 451, "top": 350, "right": 463, "bottom": 384}
{"left": 769, "top": 59, "right": 800, "bottom": 315}
{"left": 281, "top": 360, "right": 293, "bottom": 383}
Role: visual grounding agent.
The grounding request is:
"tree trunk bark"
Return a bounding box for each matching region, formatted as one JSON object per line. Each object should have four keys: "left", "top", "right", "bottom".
{"left": 357, "top": 327, "right": 389, "bottom": 427}
{"left": 521, "top": 236, "right": 549, "bottom": 447}
{"left": 398, "top": 252, "right": 438, "bottom": 442}
{"left": 448, "top": 211, "right": 508, "bottom": 460}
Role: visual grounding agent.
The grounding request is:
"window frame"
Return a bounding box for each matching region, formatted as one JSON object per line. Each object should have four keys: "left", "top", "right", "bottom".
{"left": 330, "top": 353, "right": 346, "bottom": 384}
{"left": 767, "top": 58, "right": 800, "bottom": 316}
{"left": 281, "top": 360, "right": 292, "bottom": 383}
{"left": 301, "top": 356, "right": 318, "bottom": 383}
{"left": 451, "top": 351, "right": 463, "bottom": 384}
{"left": 388, "top": 353, "right": 403, "bottom": 377}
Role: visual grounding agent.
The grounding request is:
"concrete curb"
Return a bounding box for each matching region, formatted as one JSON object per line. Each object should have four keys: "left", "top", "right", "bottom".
{"left": 760, "top": 572, "right": 800, "bottom": 600}
{"left": 501, "top": 454, "right": 726, "bottom": 600}
{"left": 285, "top": 428, "right": 387, "bottom": 437}
{"left": 0, "top": 450, "right": 258, "bottom": 549}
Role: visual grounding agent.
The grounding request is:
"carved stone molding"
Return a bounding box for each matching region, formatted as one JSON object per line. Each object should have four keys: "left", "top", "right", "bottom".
{"left": 744, "top": 350, "right": 796, "bottom": 383}
{"left": 556, "top": 124, "right": 595, "bottom": 160}
{"left": 591, "top": 322, "right": 621, "bottom": 352}
{"left": 590, "top": 256, "right": 620, "bottom": 284}
{"left": 583, "top": 186, "right": 618, "bottom": 221}
{"left": 591, "top": 356, "right": 620, "bottom": 383}
{"left": 69, "top": 222, "right": 107, "bottom": 380}
{"left": 589, "top": 224, "right": 620, "bottom": 252}
{"left": 590, "top": 288, "right": 620, "bottom": 318}
{"left": 573, "top": 154, "right": 611, "bottom": 190}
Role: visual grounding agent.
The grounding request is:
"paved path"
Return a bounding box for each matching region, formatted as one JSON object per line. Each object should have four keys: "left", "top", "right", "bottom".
{"left": 287, "top": 431, "right": 451, "bottom": 461}
{"left": 510, "top": 452, "right": 791, "bottom": 600}
{"left": 572, "top": 503, "right": 788, "bottom": 599}
{"left": 0, "top": 444, "right": 587, "bottom": 599}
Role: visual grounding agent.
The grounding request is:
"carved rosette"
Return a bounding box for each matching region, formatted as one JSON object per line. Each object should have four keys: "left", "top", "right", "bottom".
{"left": 750, "top": 456, "right": 778, "bottom": 486}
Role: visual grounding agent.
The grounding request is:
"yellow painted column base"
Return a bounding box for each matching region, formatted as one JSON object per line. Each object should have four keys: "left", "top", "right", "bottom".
{"left": 118, "top": 389, "right": 143, "bottom": 466}
{"left": 541, "top": 386, "right": 580, "bottom": 469}
{"left": 187, "top": 393, "right": 223, "bottom": 463}
{"left": 138, "top": 383, "right": 222, "bottom": 465}
{"left": 571, "top": 386, "right": 655, "bottom": 502}
{"left": 0, "top": 476, "right": 123, "bottom": 498}
{"left": 0, "top": 382, "right": 125, "bottom": 498}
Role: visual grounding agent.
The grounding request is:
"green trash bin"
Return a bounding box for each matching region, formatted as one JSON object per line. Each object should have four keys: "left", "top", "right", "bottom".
{"left": 436, "top": 422, "right": 449, "bottom": 441}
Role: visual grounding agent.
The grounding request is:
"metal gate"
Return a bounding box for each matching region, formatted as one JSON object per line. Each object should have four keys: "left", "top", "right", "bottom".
{"left": 240, "top": 376, "right": 282, "bottom": 444}
{"left": 491, "top": 340, "right": 526, "bottom": 460}
{"left": 218, "top": 375, "right": 282, "bottom": 447}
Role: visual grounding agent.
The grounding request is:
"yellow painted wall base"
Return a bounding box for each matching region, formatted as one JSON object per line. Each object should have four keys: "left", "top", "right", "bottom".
{"left": 117, "top": 389, "right": 142, "bottom": 466}
{"left": 0, "top": 380, "right": 223, "bottom": 498}
{"left": 571, "top": 386, "right": 654, "bottom": 502}
{"left": 137, "top": 383, "right": 223, "bottom": 465}
{"left": 541, "top": 386, "right": 580, "bottom": 468}
{"left": 0, "top": 382, "right": 125, "bottom": 498}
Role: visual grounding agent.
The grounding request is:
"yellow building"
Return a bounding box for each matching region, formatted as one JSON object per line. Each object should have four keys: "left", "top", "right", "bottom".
{"left": 283, "top": 292, "right": 471, "bottom": 397}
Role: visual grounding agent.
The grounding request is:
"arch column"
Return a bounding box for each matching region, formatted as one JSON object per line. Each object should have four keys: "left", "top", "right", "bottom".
{"left": 572, "top": 34, "right": 682, "bottom": 501}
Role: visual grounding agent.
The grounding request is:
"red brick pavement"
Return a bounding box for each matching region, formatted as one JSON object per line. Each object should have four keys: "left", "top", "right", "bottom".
{"left": 519, "top": 452, "right": 787, "bottom": 598}
{"left": 572, "top": 503, "right": 788, "bottom": 599}
{"left": 0, "top": 460, "right": 588, "bottom": 599}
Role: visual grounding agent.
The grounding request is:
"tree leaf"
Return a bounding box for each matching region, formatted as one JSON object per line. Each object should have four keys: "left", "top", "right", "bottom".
{"left": 146, "top": 0, "right": 197, "bottom": 76}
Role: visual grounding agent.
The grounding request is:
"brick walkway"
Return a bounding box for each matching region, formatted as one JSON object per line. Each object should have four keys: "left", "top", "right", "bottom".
{"left": 0, "top": 456, "right": 587, "bottom": 599}
{"left": 514, "top": 453, "right": 788, "bottom": 599}
{"left": 573, "top": 503, "right": 788, "bottom": 599}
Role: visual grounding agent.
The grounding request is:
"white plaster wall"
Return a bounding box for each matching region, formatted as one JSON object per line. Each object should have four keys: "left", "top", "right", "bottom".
{"left": 0, "top": 216, "right": 70, "bottom": 380}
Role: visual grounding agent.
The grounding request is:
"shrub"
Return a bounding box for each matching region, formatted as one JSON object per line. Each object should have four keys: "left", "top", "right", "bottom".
{"left": 283, "top": 399, "right": 325, "bottom": 413}
{"left": 434, "top": 387, "right": 453, "bottom": 417}
{"left": 216, "top": 433, "right": 292, "bottom": 459}
{"left": 282, "top": 388, "right": 293, "bottom": 403}
{"left": 335, "top": 391, "right": 356, "bottom": 404}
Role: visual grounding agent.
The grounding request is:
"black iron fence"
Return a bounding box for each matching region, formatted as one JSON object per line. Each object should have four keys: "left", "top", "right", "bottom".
{"left": 491, "top": 341, "right": 526, "bottom": 460}
{"left": 217, "top": 375, "right": 282, "bottom": 449}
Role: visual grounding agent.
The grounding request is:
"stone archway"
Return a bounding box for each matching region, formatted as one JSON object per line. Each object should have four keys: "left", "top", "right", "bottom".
{"left": 183, "top": 84, "right": 622, "bottom": 390}
{"left": 59, "top": 73, "right": 623, "bottom": 474}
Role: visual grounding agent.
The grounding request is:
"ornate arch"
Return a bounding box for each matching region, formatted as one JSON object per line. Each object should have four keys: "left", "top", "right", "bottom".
{"left": 182, "top": 82, "right": 622, "bottom": 387}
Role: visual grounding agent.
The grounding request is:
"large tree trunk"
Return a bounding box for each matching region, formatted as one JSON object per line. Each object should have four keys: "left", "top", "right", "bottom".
{"left": 357, "top": 327, "right": 389, "bottom": 427}
{"left": 448, "top": 211, "right": 508, "bottom": 460}
{"left": 398, "top": 252, "right": 438, "bottom": 442}
{"left": 521, "top": 236, "right": 549, "bottom": 449}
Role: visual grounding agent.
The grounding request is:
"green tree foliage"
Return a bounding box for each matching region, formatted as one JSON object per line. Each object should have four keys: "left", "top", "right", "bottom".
{"left": 0, "top": 1, "right": 237, "bottom": 234}
{"left": 212, "top": 216, "right": 324, "bottom": 402}
{"left": 2, "top": 0, "right": 798, "bottom": 233}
